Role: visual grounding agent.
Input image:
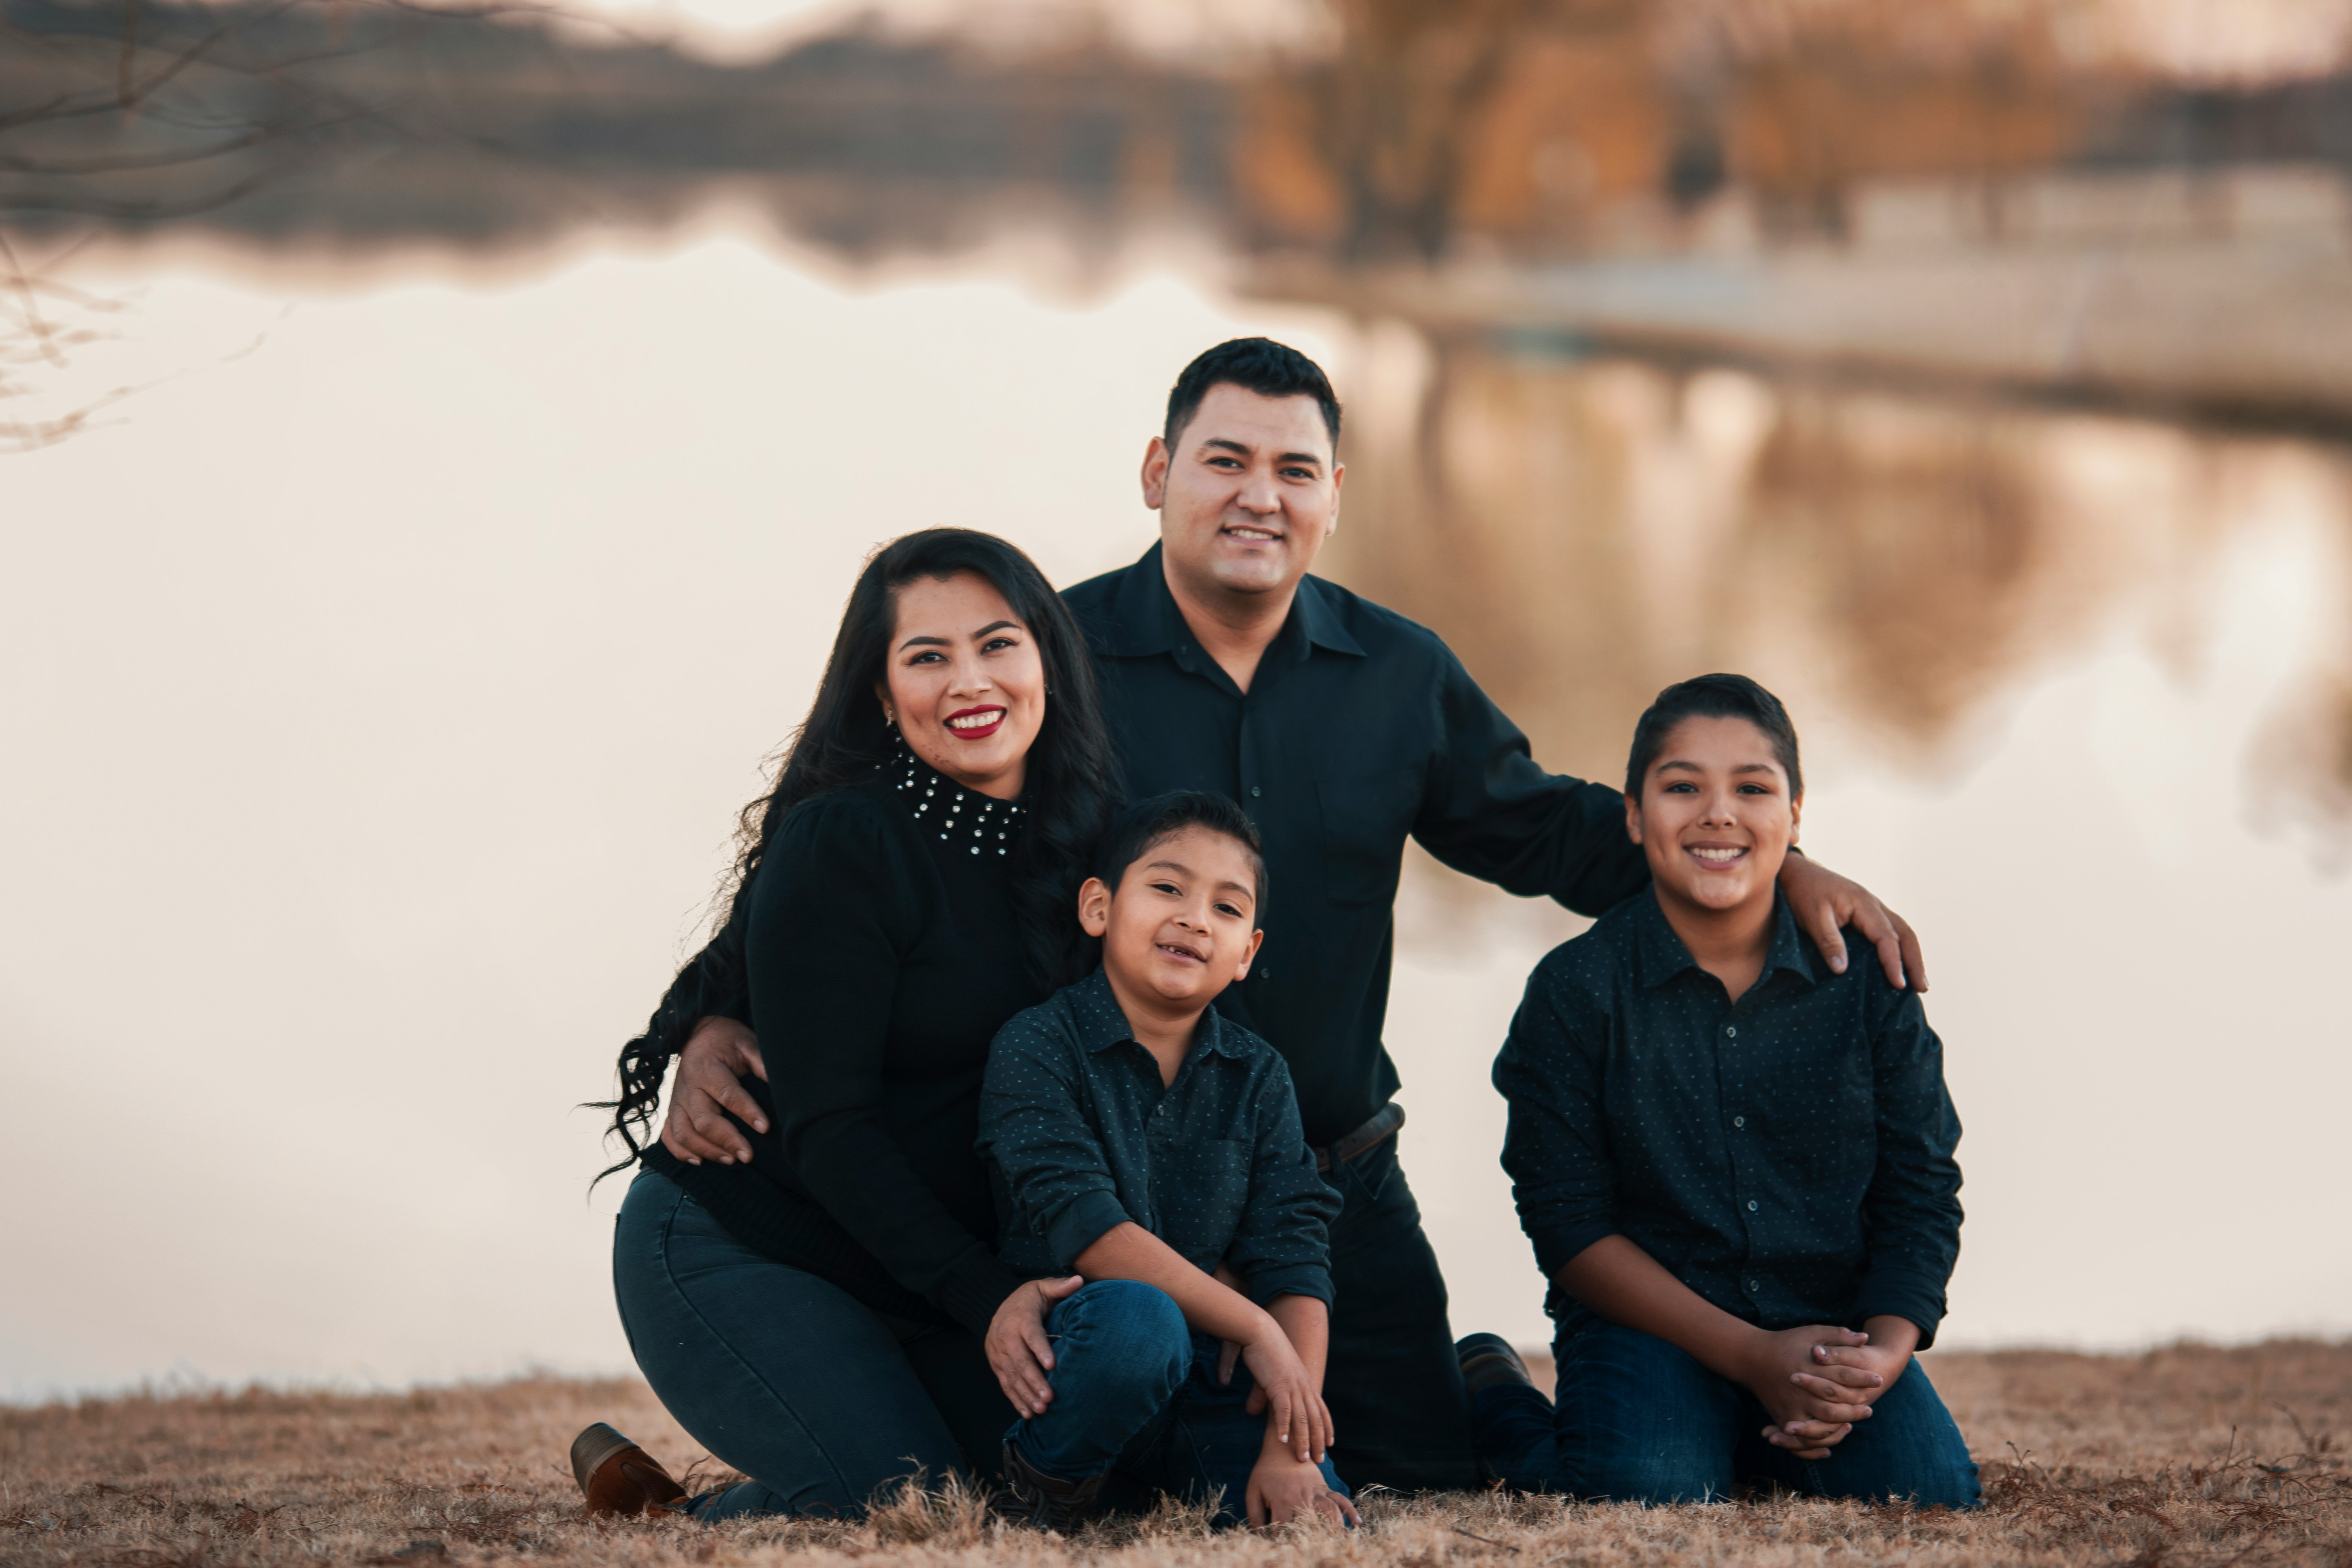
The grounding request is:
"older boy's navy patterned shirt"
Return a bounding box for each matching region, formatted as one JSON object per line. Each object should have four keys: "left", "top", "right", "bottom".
{"left": 1494, "top": 890, "right": 1963, "bottom": 1348}
{"left": 979, "top": 968, "right": 1342, "bottom": 1307}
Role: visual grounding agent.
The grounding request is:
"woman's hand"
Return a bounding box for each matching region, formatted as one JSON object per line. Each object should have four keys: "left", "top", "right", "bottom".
{"left": 1239, "top": 1326, "right": 1333, "bottom": 1464}
{"left": 985, "top": 1276, "right": 1083, "bottom": 1417}
{"left": 1245, "top": 1444, "right": 1358, "bottom": 1529}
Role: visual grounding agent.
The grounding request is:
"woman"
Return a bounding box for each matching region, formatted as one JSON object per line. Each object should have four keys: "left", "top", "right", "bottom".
{"left": 577, "top": 529, "right": 1117, "bottom": 1519}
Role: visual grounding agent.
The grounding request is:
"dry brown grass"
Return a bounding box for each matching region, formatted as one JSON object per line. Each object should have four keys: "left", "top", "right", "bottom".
{"left": 4, "top": 1341, "right": 2346, "bottom": 1568}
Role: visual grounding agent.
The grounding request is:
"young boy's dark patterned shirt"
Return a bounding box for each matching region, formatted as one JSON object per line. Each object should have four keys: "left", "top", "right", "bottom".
{"left": 979, "top": 968, "right": 1341, "bottom": 1306}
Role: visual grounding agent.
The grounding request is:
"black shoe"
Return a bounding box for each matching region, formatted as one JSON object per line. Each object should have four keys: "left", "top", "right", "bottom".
{"left": 995, "top": 1440, "right": 1106, "bottom": 1532}
{"left": 1456, "top": 1333, "right": 1535, "bottom": 1397}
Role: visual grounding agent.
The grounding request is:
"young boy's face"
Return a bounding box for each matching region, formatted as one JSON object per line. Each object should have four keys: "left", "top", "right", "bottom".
{"left": 1078, "top": 825, "right": 1264, "bottom": 1010}
{"left": 1626, "top": 715, "right": 1802, "bottom": 916}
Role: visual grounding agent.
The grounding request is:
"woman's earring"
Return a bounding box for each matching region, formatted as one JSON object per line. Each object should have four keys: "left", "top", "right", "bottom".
{"left": 883, "top": 706, "right": 896, "bottom": 728}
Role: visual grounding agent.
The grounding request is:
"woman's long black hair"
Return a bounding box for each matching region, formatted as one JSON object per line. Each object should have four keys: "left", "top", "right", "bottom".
{"left": 593, "top": 528, "right": 1117, "bottom": 1180}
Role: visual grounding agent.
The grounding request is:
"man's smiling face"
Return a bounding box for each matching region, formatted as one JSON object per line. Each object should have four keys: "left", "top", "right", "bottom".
{"left": 1144, "top": 381, "right": 1342, "bottom": 606}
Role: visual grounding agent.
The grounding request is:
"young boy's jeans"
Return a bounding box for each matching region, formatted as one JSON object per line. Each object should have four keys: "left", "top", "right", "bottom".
{"left": 1473, "top": 1322, "right": 1981, "bottom": 1509}
{"left": 1007, "top": 1279, "right": 1350, "bottom": 1526}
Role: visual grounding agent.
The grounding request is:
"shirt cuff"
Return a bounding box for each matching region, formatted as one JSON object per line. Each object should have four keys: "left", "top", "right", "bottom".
{"left": 1044, "top": 1190, "right": 1135, "bottom": 1272}
{"left": 1245, "top": 1263, "right": 1333, "bottom": 1309}
{"left": 1849, "top": 1270, "right": 1949, "bottom": 1351}
{"left": 936, "top": 1245, "right": 1030, "bottom": 1340}
{"left": 1526, "top": 1220, "right": 1620, "bottom": 1278}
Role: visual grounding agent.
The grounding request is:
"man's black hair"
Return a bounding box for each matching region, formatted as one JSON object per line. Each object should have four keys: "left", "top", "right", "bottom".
{"left": 1163, "top": 338, "right": 1342, "bottom": 455}
{"left": 1625, "top": 673, "right": 1804, "bottom": 800}
{"left": 1095, "top": 790, "right": 1268, "bottom": 911}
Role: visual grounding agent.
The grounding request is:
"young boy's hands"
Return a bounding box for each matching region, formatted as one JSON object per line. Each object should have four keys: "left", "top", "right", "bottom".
{"left": 1739, "top": 1326, "right": 1878, "bottom": 1459}
{"left": 1246, "top": 1442, "right": 1359, "bottom": 1529}
{"left": 1239, "top": 1328, "right": 1332, "bottom": 1464}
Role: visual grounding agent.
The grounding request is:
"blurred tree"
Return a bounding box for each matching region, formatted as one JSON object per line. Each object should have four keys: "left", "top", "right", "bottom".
{"left": 0, "top": 0, "right": 558, "bottom": 447}
{"left": 1310, "top": 0, "right": 1644, "bottom": 262}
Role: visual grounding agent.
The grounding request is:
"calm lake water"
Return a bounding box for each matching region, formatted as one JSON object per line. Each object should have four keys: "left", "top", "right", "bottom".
{"left": 4, "top": 217, "right": 2348, "bottom": 1397}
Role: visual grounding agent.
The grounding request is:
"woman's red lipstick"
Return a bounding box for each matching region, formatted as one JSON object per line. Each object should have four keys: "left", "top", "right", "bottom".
{"left": 943, "top": 705, "right": 1006, "bottom": 741}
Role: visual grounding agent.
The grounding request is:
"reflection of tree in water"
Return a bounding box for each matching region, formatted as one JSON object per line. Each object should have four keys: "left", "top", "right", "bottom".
{"left": 1321, "top": 326, "right": 2352, "bottom": 854}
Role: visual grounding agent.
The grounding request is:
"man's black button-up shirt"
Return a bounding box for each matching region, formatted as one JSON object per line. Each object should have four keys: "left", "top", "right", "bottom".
{"left": 1493, "top": 891, "right": 1963, "bottom": 1348}
{"left": 978, "top": 969, "right": 1341, "bottom": 1306}
{"left": 1064, "top": 546, "right": 1647, "bottom": 1144}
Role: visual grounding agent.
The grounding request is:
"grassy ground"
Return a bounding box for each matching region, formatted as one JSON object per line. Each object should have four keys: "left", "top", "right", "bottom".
{"left": 3, "top": 1341, "right": 2346, "bottom": 1567}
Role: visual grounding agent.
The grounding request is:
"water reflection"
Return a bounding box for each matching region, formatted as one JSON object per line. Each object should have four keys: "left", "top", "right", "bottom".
{"left": 1325, "top": 331, "right": 2352, "bottom": 859}
{"left": 4, "top": 225, "right": 2349, "bottom": 1392}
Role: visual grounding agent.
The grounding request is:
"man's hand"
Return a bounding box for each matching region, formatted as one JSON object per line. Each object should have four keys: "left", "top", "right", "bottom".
{"left": 1778, "top": 854, "right": 1928, "bottom": 991}
{"left": 1245, "top": 1443, "right": 1358, "bottom": 1529}
{"left": 986, "top": 1275, "right": 1083, "bottom": 1418}
{"left": 1737, "top": 1326, "right": 1878, "bottom": 1459}
{"left": 659, "top": 1017, "right": 769, "bottom": 1166}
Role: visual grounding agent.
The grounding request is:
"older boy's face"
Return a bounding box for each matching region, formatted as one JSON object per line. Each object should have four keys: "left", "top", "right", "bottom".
{"left": 1627, "top": 716, "right": 1801, "bottom": 916}
{"left": 1080, "top": 826, "right": 1264, "bottom": 1010}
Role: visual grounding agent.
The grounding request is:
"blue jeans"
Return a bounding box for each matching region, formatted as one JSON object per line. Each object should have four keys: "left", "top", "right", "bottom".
{"left": 612, "top": 1171, "right": 1014, "bottom": 1519}
{"left": 1007, "top": 1280, "right": 1350, "bottom": 1527}
{"left": 1472, "top": 1322, "right": 1981, "bottom": 1508}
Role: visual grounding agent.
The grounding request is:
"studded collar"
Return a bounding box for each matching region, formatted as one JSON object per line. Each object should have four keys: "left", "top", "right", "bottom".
{"left": 890, "top": 741, "right": 1025, "bottom": 857}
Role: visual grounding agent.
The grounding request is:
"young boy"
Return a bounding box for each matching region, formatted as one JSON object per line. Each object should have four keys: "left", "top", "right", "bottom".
{"left": 976, "top": 792, "right": 1356, "bottom": 1530}
{"left": 1463, "top": 674, "right": 1978, "bottom": 1508}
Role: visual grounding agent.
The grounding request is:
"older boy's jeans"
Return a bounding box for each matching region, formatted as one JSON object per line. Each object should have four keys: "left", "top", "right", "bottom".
{"left": 1007, "top": 1280, "right": 1349, "bottom": 1526}
{"left": 1473, "top": 1322, "right": 1981, "bottom": 1508}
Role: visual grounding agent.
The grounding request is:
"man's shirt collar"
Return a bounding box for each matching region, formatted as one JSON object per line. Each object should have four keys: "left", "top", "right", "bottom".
{"left": 1098, "top": 543, "right": 1365, "bottom": 666}
{"left": 1070, "top": 966, "right": 1253, "bottom": 1059}
{"left": 1631, "top": 887, "right": 1819, "bottom": 992}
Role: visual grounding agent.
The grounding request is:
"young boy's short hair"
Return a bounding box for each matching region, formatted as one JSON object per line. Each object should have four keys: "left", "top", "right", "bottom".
{"left": 1094, "top": 790, "right": 1268, "bottom": 910}
{"left": 1624, "top": 673, "right": 1803, "bottom": 799}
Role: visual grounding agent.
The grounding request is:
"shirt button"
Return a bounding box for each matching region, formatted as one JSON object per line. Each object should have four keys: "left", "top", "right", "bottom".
{"left": 1251, "top": 785, "right": 1262, "bottom": 798}
{"left": 1747, "top": 1279, "right": 1761, "bottom": 1292}
{"left": 1724, "top": 1026, "right": 1737, "bottom": 1039}
{"left": 1733, "top": 1116, "right": 1745, "bottom": 1128}
{"left": 1747, "top": 1200, "right": 1758, "bottom": 1212}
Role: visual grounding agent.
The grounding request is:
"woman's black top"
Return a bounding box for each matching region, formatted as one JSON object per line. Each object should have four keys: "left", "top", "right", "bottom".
{"left": 642, "top": 747, "right": 1046, "bottom": 1337}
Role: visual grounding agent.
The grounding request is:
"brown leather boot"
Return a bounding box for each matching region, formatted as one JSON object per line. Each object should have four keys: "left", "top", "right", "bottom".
{"left": 570, "top": 1423, "right": 689, "bottom": 1517}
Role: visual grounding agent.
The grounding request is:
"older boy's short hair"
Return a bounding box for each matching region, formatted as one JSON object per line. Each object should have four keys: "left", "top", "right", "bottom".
{"left": 1164, "top": 338, "right": 1342, "bottom": 455}
{"left": 1096, "top": 791, "right": 1268, "bottom": 910}
{"left": 1625, "top": 674, "right": 1803, "bottom": 799}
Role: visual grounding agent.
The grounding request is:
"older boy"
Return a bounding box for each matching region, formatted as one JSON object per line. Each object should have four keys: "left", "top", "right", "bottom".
{"left": 1466, "top": 675, "right": 1977, "bottom": 1507}
{"left": 978, "top": 792, "right": 1354, "bottom": 1529}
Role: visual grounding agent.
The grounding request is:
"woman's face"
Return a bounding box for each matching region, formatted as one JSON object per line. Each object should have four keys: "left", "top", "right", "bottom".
{"left": 879, "top": 570, "right": 1048, "bottom": 801}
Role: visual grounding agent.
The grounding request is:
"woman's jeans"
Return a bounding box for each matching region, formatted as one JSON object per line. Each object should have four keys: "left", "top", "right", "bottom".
{"left": 1007, "top": 1280, "right": 1349, "bottom": 1527}
{"left": 1472, "top": 1322, "right": 1981, "bottom": 1509}
{"left": 611, "top": 1170, "right": 1014, "bottom": 1519}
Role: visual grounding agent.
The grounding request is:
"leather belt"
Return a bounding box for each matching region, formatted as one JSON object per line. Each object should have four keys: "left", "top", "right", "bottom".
{"left": 1313, "top": 1101, "right": 1405, "bottom": 1174}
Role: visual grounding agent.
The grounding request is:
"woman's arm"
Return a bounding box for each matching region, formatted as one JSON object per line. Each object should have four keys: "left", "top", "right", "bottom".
{"left": 749, "top": 799, "right": 1022, "bottom": 1335}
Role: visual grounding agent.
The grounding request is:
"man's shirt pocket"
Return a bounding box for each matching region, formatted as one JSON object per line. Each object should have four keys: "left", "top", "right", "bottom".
{"left": 1315, "top": 764, "right": 1422, "bottom": 907}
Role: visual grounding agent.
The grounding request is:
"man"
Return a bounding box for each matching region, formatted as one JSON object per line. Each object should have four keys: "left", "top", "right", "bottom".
{"left": 656, "top": 338, "right": 1926, "bottom": 1490}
